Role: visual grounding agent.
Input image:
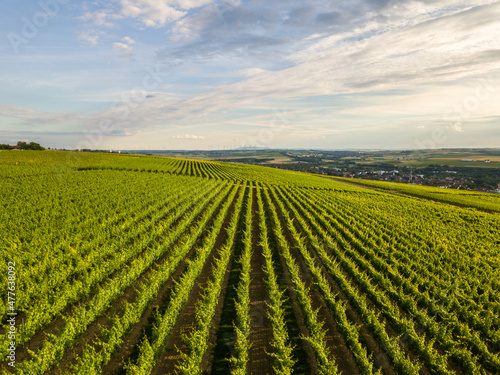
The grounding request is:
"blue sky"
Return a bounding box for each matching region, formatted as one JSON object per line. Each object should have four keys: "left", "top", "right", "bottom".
{"left": 0, "top": 0, "right": 499, "bottom": 150}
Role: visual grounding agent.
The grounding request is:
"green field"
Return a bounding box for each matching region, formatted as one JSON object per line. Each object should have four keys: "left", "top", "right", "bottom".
{"left": 333, "top": 150, "right": 500, "bottom": 169}
{"left": 1, "top": 151, "right": 499, "bottom": 374}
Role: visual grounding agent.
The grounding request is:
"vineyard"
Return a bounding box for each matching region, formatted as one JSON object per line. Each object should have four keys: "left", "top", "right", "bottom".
{"left": 329, "top": 176, "right": 500, "bottom": 213}
{"left": 1, "top": 151, "right": 499, "bottom": 375}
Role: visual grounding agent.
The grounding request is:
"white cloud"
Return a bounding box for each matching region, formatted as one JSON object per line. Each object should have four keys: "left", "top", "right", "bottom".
{"left": 112, "top": 37, "right": 137, "bottom": 61}
{"left": 113, "top": 42, "right": 133, "bottom": 52}
{"left": 290, "top": 1, "right": 498, "bottom": 64}
{"left": 450, "top": 122, "right": 464, "bottom": 132}
{"left": 79, "top": 11, "right": 121, "bottom": 27}
{"left": 95, "top": 2, "right": 500, "bottom": 134}
{"left": 0, "top": 106, "right": 83, "bottom": 124}
{"left": 119, "top": 0, "right": 213, "bottom": 27}
{"left": 28, "top": 0, "right": 498, "bottom": 149}
{"left": 122, "top": 36, "right": 136, "bottom": 45}
{"left": 172, "top": 134, "right": 206, "bottom": 139}
{"left": 221, "top": 0, "right": 241, "bottom": 6}
{"left": 172, "top": 0, "right": 214, "bottom": 8}
{"left": 238, "top": 68, "right": 268, "bottom": 77}
{"left": 169, "top": 4, "right": 220, "bottom": 41}
{"left": 78, "top": 31, "right": 101, "bottom": 45}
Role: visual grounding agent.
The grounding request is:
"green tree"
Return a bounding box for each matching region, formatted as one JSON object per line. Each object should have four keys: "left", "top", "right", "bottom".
{"left": 17, "top": 141, "right": 45, "bottom": 150}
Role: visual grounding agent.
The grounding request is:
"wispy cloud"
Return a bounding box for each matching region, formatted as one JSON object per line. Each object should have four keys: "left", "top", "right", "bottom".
{"left": 2, "top": 0, "right": 499, "bottom": 149}
{"left": 448, "top": 122, "right": 465, "bottom": 132}
{"left": 122, "top": 36, "right": 136, "bottom": 45}
{"left": 79, "top": 10, "right": 122, "bottom": 28}
{"left": 119, "top": 0, "right": 212, "bottom": 27}
{"left": 113, "top": 42, "right": 133, "bottom": 51}
{"left": 0, "top": 106, "right": 83, "bottom": 125}
{"left": 113, "top": 36, "right": 136, "bottom": 61}
{"left": 172, "top": 134, "right": 205, "bottom": 139}
{"left": 93, "top": 2, "right": 500, "bottom": 133}
{"left": 78, "top": 30, "right": 101, "bottom": 45}
{"left": 237, "top": 68, "right": 269, "bottom": 77}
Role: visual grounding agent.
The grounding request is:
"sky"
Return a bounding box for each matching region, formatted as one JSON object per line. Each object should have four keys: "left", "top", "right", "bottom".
{"left": 0, "top": 0, "right": 499, "bottom": 150}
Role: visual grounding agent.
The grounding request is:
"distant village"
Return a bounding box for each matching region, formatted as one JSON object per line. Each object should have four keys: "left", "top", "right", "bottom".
{"left": 310, "top": 166, "right": 500, "bottom": 193}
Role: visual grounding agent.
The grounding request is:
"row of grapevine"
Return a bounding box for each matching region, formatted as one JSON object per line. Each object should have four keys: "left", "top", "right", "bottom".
{"left": 229, "top": 183, "right": 254, "bottom": 374}
{"left": 277, "top": 186, "right": 448, "bottom": 374}
{"left": 306, "top": 187, "right": 500, "bottom": 371}
{"left": 269, "top": 186, "right": 378, "bottom": 375}
{"left": 262, "top": 187, "right": 340, "bottom": 375}
{"left": 68, "top": 183, "right": 240, "bottom": 374}
{"left": 176, "top": 183, "right": 247, "bottom": 373}
{"left": 15, "top": 182, "right": 232, "bottom": 374}
{"left": 125, "top": 184, "right": 242, "bottom": 374}
{"left": 288, "top": 185, "right": 499, "bottom": 373}
{"left": 255, "top": 186, "right": 296, "bottom": 375}
{"left": 4, "top": 174, "right": 213, "bottom": 347}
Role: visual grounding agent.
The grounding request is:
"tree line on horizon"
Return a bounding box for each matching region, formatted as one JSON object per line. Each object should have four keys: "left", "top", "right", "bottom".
{"left": 0, "top": 141, "right": 45, "bottom": 150}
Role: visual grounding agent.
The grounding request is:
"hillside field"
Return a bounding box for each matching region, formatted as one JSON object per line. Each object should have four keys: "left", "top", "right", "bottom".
{"left": 1, "top": 151, "right": 499, "bottom": 375}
